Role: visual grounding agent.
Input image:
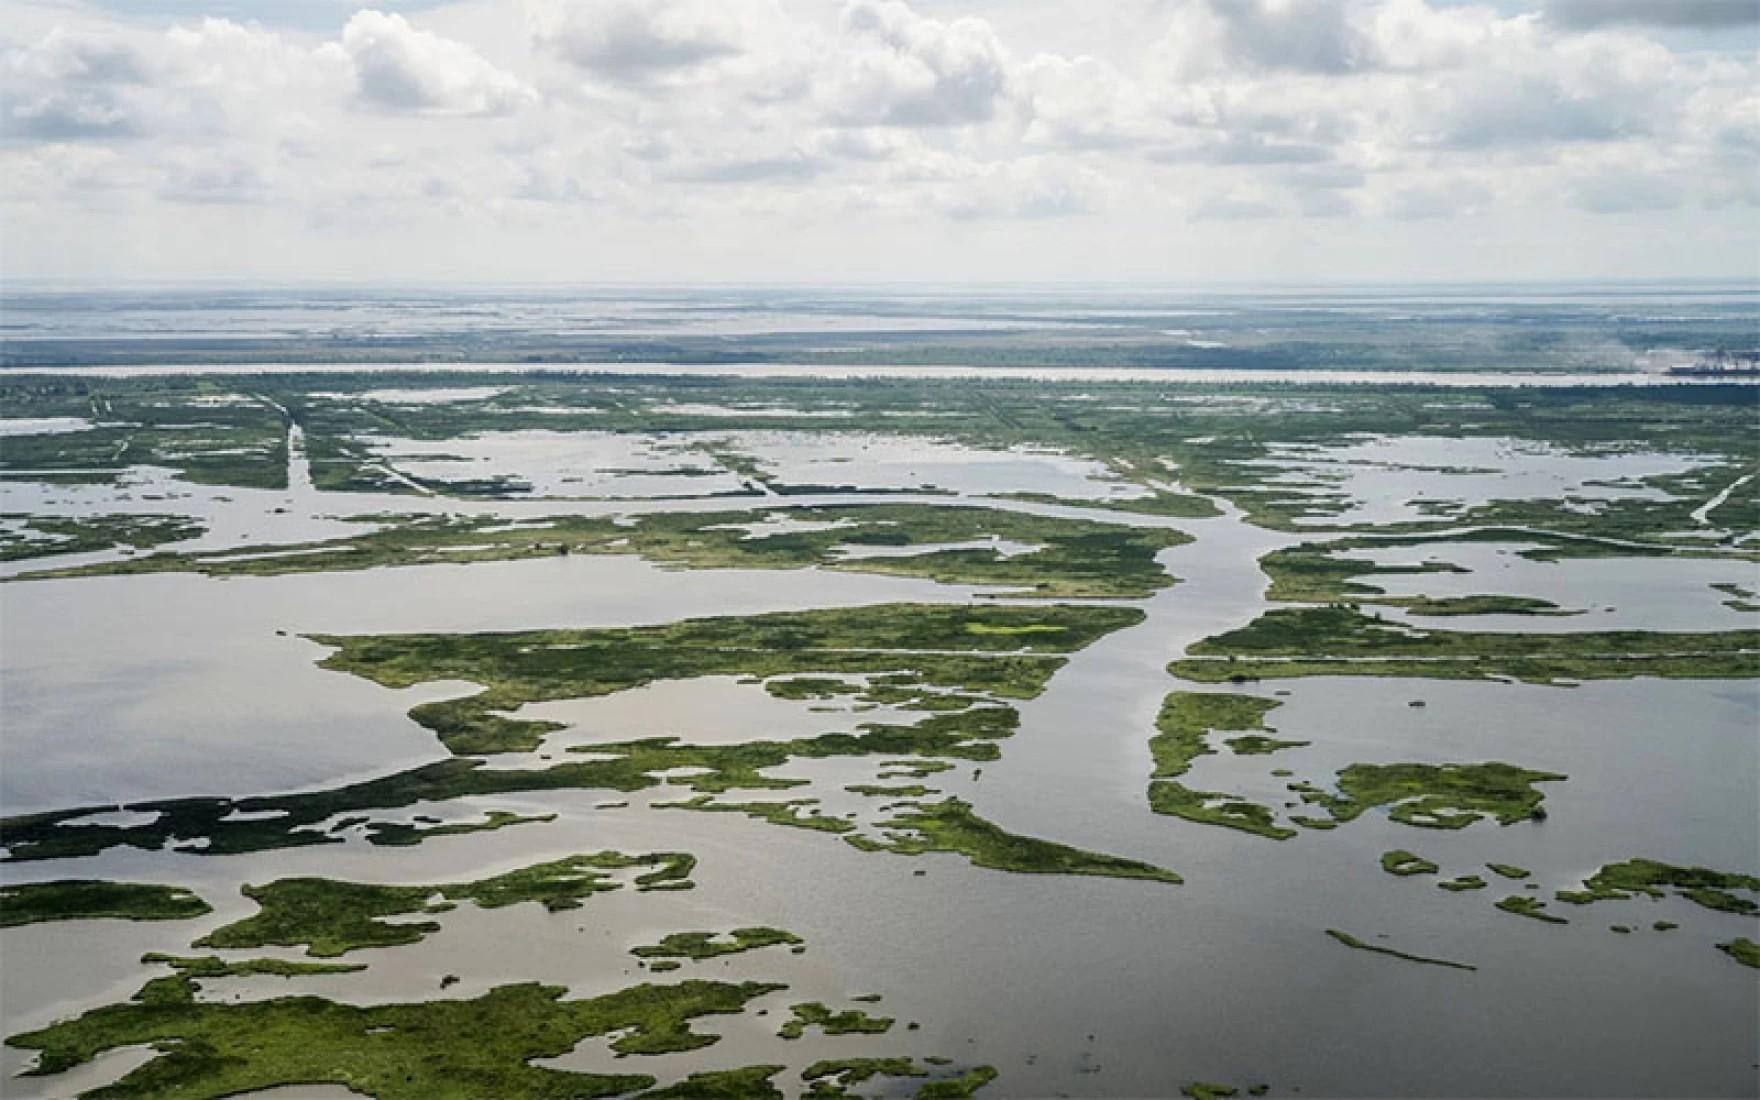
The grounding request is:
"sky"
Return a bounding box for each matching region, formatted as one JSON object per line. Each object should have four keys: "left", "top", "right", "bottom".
{"left": 2, "top": 0, "right": 1757, "bottom": 285}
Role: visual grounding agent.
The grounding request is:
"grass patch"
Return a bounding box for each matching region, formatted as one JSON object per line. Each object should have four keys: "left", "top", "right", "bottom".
{"left": 0, "top": 880, "right": 210, "bottom": 927}
{"left": 362, "top": 809, "right": 556, "bottom": 847}
{"left": 1717, "top": 938, "right": 1759, "bottom": 969}
{"left": 312, "top": 602, "right": 1141, "bottom": 755}
{"left": 632, "top": 928, "right": 804, "bottom": 962}
{"left": 0, "top": 513, "right": 204, "bottom": 562}
{"left": 1552, "top": 859, "right": 1759, "bottom": 915}
{"left": 1380, "top": 850, "right": 1439, "bottom": 876}
{"left": 16, "top": 503, "right": 1189, "bottom": 599}
{"left": 140, "top": 953, "right": 366, "bottom": 979}
{"left": 198, "top": 852, "right": 695, "bottom": 957}
{"left": 6, "top": 973, "right": 781, "bottom": 1099}
{"left": 1495, "top": 895, "right": 1568, "bottom": 925}
{"left": 638, "top": 1066, "right": 786, "bottom": 1098}
{"left": 1146, "top": 692, "right": 1296, "bottom": 840}
{"left": 1298, "top": 762, "right": 1564, "bottom": 829}
{"left": 778, "top": 1002, "right": 893, "bottom": 1040}
{"left": 1170, "top": 605, "right": 1760, "bottom": 684}
{"left": 848, "top": 798, "right": 1181, "bottom": 883}
{"left": 1325, "top": 929, "right": 1476, "bottom": 971}
{"left": 659, "top": 796, "right": 853, "bottom": 834}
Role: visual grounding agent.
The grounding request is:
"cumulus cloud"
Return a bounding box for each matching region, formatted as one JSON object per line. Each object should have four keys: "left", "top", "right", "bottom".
{"left": 2, "top": 29, "right": 152, "bottom": 139}
{"left": 336, "top": 10, "right": 534, "bottom": 115}
{"left": 828, "top": 0, "right": 1014, "bottom": 127}
{"left": 535, "top": 0, "right": 748, "bottom": 80}
{"left": 1542, "top": 1, "right": 1760, "bottom": 30}
{"left": 1161, "top": 0, "right": 1372, "bottom": 77}
{"left": 2, "top": 0, "right": 1757, "bottom": 279}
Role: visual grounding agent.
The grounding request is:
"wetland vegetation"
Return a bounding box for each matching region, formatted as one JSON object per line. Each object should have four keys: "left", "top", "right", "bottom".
{"left": 0, "top": 880, "right": 211, "bottom": 927}
{"left": 1171, "top": 606, "right": 1760, "bottom": 684}
{"left": 199, "top": 853, "right": 697, "bottom": 956}
{"left": 0, "top": 512, "right": 204, "bottom": 562}
{"left": 12, "top": 502, "right": 1189, "bottom": 599}
{"left": 7, "top": 972, "right": 784, "bottom": 1099}
{"left": 1325, "top": 929, "right": 1476, "bottom": 971}
{"left": 4, "top": 365, "right": 1757, "bottom": 1100}
{"left": 632, "top": 928, "right": 804, "bottom": 962}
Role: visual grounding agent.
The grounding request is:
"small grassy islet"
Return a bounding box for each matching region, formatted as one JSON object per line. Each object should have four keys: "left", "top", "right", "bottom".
{"left": 632, "top": 928, "right": 804, "bottom": 962}
{"left": 1380, "top": 850, "right": 1439, "bottom": 876}
{"left": 0, "top": 880, "right": 211, "bottom": 928}
{"left": 778, "top": 1001, "right": 894, "bottom": 1039}
{"left": 1326, "top": 929, "right": 1476, "bottom": 971}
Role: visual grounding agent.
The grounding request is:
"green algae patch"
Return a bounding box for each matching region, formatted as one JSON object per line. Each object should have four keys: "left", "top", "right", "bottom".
{"left": 1326, "top": 929, "right": 1476, "bottom": 971}
{"left": 0, "top": 880, "right": 211, "bottom": 928}
{"left": 1487, "top": 863, "right": 1531, "bottom": 879}
{"left": 633, "top": 928, "right": 804, "bottom": 962}
{"left": 778, "top": 1001, "right": 894, "bottom": 1039}
{"left": 1381, "top": 850, "right": 1439, "bottom": 876}
{"left": 1182, "top": 1084, "right": 1240, "bottom": 1100}
{"left": 1169, "top": 605, "right": 1760, "bottom": 685}
{"left": 1552, "top": 859, "right": 1760, "bottom": 915}
{"left": 1717, "top": 938, "right": 1759, "bottom": 969}
{"left": 853, "top": 798, "right": 1181, "bottom": 883}
{"left": 199, "top": 852, "right": 695, "bottom": 957}
{"left": 1496, "top": 895, "right": 1569, "bottom": 925}
{"left": 638, "top": 1065, "right": 786, "bottom": 1099}
{"left": 5, "top": 974, "right": 782, "bottom": 1100}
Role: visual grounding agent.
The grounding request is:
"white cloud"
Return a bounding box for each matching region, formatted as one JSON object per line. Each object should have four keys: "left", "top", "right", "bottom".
{"left": 335, "top": 10, "right": 535, "bottom": 116}
{"left": 1160, "top": 0, "right": 1371, "bottom": 77}
{"left": 533, "top": 0, "right": 751, "bottom": 81}
{"left": 827, "top": 0, "right": 1015, "bottom": 127}
{"left": 1542, "top": 1, "right": 1760, "bottom": 30}
{"left": 0, "top": 0, "right": 1755, "bottom": 281}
